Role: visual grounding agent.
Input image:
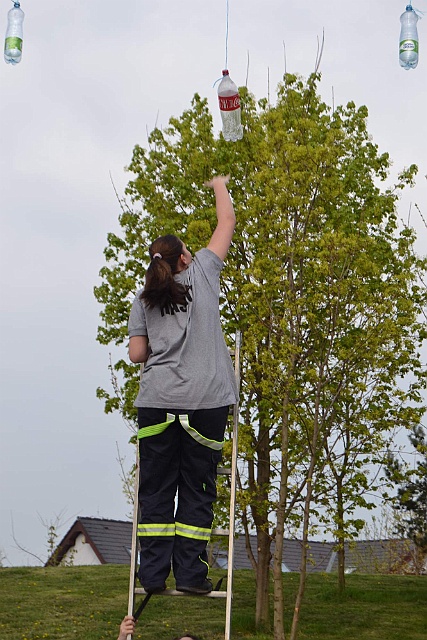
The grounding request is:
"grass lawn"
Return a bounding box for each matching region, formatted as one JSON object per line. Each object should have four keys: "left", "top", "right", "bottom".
{"left": 0, "top": 566, "right": 425, "bottom": 640}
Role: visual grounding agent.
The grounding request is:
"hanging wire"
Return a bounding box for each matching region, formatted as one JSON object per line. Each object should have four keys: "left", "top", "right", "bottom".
{"left": 213, "top": 0, "right": 231, "bottom": 86}
{"left": 225, "top": 0, "right": 229, "bottom": 70}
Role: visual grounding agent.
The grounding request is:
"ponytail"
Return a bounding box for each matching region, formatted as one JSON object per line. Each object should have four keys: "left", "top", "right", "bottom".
{"left": 140, "top": 235, "right": 190, "bottom": 311}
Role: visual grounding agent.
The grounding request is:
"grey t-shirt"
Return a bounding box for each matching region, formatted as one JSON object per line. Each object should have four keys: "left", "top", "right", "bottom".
{"left": 128, "top": 248, "right": 238, "bottom": 410}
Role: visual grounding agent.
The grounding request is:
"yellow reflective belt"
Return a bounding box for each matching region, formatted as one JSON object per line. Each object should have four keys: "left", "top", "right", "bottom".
{"left": 178, "top": 415, "right": 224, "bottom": 450}
{"left": 137, "top": 523, "right": 175, "bottom": 537}
{"left": 175, "top": 521, "right": 211, "bottom": 541}
{"left": 138, "top": 413, "right": 176, "bottom": 439}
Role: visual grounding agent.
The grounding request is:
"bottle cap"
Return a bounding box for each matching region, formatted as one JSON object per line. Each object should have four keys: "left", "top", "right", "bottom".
{"left": 222, "top": 69, "right": 229, "bottom": 76}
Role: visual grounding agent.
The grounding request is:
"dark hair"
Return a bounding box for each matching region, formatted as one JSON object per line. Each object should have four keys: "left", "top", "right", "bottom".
{"left": 140, "top": 234, "right": 190, "bottom": 311}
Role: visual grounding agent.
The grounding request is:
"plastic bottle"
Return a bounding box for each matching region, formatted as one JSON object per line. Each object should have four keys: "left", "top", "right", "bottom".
{"left": 4, "top": 1, "right": 24, "bottom": 65}
{"left": 399, "top": 4, "right": 419, "bottom": 70}
{"left": 217, "top": 70, "right": 243, "bottom": 142}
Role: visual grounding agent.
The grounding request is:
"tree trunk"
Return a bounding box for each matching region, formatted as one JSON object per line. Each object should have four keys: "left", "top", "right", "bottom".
{"left": 289, "top": 471, "right": 313, "bottom": 640}
{"left": 272, "top": 542, "right": 286, "bottom": 640}
{"left": 255, "top": 528, "right": 272, "bottom": 628}
{"left": 336, "top": 481, "right": 346, "bottom": 593}
{"left": 337, "top": 543, "right": 346, "bottom": 592}
{"left": 272, "top": 394, "right": 292, "bottom": 640}
{"left": 252, "top": 413, "right": 272, "bottom": 629}
{"left": 289, "top": 380, "right": 323, "bottom": 640}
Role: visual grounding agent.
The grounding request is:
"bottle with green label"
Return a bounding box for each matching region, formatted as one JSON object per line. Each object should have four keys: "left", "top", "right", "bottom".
{"left": 4, "top": 1, "right": 24, "bottom": 65}
{"left": 399, "top": 4, "right": 419, "bottom": 70}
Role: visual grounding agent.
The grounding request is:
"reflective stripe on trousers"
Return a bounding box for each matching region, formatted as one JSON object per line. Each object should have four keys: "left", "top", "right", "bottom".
{"left": 175, "top": 521, "right": 211, "bottom": 541}
{"left": 137, "top": 521, "right": 211, "bottom": 542}
{"left": 137, "top": 523, "right": 175, "bottom": 537}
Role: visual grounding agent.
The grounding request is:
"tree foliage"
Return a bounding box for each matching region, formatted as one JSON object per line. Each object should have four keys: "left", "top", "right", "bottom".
{"left": 95, "top": 73, "right": 427, "bottom": 638}
{"left": 387, "top": 425, "right": 427, "bottom": 558}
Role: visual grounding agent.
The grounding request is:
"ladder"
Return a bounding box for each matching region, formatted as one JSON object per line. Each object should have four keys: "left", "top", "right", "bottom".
{"left": 127, "top": 330, "right": 241, "bottom": 640}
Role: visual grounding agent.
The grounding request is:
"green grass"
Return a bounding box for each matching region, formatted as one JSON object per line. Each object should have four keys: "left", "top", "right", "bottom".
{"left": 0, "top": 566, "right": 426, "bottom": 640}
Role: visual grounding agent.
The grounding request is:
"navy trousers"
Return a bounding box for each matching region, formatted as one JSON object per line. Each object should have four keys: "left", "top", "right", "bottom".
{"left": 137, "top": 406, "right": 229, "bottom": 589}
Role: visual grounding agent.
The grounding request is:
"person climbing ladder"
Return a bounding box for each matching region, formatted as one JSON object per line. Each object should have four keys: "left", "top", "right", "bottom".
{"left": 128, "top": 175, "right": 237, "bottom": 595}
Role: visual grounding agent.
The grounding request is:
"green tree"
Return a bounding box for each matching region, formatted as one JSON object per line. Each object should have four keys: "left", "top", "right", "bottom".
{"left": 95, "top": 74, "right": 427, "bottom": 639}
{"left": 387, "top": 425, "right": 427, "bottom": 567}
{"left": 311, "top": 208, "right": 427, "bottom": 591}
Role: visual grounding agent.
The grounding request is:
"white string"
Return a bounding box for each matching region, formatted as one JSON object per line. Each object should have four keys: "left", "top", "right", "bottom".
{"left": 225, "top": 0, "right": 229, "bottom": 70}
{"left": 213, "top": 0, "right": 230, "bottom": 86}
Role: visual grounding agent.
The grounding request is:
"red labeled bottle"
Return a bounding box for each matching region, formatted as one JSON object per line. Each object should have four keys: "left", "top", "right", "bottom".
{"left": 217, "top": 70, "right": 243, "bottom": 142}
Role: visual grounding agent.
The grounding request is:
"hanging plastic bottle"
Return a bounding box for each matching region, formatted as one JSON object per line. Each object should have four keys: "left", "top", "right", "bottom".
{"left": 4, "top": 1, "right": 24, "bottom": 65}
{"left": 399, "top": 4, "right": 419, "bottom": 70}
{"left": 217, "top": 70, "right": 243, "bottom": 142}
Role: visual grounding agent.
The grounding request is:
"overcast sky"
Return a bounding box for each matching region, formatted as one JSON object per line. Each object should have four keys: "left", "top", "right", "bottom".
{"left": 0, "top": 0, "right": 426, "bottom": 566}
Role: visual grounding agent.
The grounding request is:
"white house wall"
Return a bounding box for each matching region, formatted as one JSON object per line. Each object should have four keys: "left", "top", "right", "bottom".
{"left": 62, "top": 533, "right": 101, "bottom": 566}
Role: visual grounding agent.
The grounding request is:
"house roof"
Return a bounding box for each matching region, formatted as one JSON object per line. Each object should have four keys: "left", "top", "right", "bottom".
{"left": 330, "top": 538, "right": 416, "bottom": 574}
{"left": 48, "top": 517, "right": 420, "bottom": 574}
{"left": 226, "top": 535, "right": 333, "bottom": 573}
{"left": 45, "top": 517, "right": 133, "bottom": 566}
{"left": 48, "top": 517, "right": 333, "bottom": 572}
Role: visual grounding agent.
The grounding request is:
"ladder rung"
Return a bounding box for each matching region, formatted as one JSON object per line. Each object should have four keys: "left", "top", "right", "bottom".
{"left": 217, "top": 466, "right": 231, "bottom": 476}
{"left": 211, "top": 528, "right": 229, "bottom": 536}
{"left": 134, "top": 588, "right": 228, "bottom": 599}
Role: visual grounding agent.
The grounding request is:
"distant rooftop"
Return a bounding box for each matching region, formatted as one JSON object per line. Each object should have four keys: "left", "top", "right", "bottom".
{"left": 46, "top": 516, "right": 423, "bottom": 575}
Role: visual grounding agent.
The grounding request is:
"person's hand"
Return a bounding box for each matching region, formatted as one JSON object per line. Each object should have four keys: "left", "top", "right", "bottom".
{"left": 204, "top": 175, "right": 230, "bottom": 188}
{"left": 118, "top": 615, "right": 136, "bottom": 640}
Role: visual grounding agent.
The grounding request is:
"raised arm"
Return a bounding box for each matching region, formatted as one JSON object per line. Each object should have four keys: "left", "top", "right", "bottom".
{"left": 205, "top": 175, "right": 236, "bottom": 261}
